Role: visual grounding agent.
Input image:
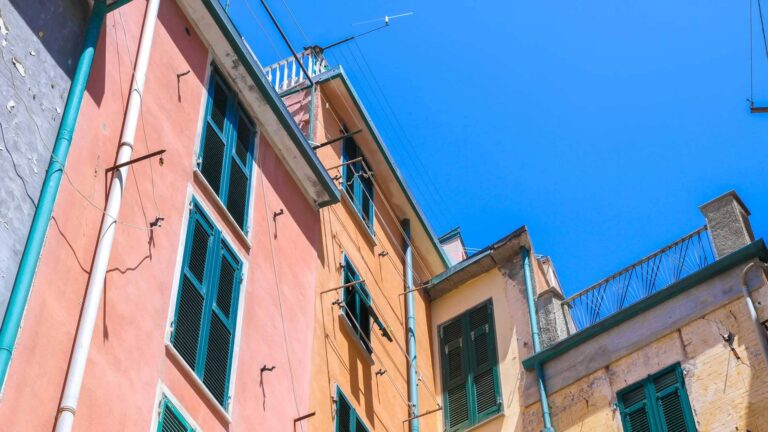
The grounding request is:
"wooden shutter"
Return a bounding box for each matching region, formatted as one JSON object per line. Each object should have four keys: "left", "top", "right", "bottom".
{"left": 336, "top": 391, "right": 353, "bottom": 432}
{"left": 468, "top": 302, "right": 501, "bottom": 421}
{"left": 202, "top": 242, "right": 242, "bottom": 407}
{"left": 158, "top": 398, "right": 193, "bottom": 432}
{"left": 620, "top": 385, "right": 651, "bottom": 432}
{"left": 618, "top": 365, "right": 694, "bottom": 432}
{"left": 441, "top": 318, "right": 470, "bottom": 431}
{"left": 172, "top": 210, "right": 214, "bottom": 371}
{"left": 653, "top": 369, "right": 692, "bottom": 432}
{"left": 225, "top": 113, "right": 253, "bottom": 229}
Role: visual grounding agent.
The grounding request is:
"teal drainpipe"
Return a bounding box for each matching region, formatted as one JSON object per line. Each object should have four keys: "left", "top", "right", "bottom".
{"left": 403, "top": 219, "right": 419, "bottom": 432}
{"left": 522, "top": 247, "right": 555, "bottom": 432}
{"left": 0, "top": 0, "right": 116, "bottom": 390}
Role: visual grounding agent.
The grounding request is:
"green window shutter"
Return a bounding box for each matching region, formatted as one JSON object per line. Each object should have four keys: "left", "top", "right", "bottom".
{"left": 157, "top": 398, "right": 193, "bottom": 432}
{"left": 468, "top": 302, "right": 501, "bottom": 421}
{"left": 652, "top": 369, "right": 693, "bottom": 432}
{"left": 618, "top": 365, "right": 695, "bottom": 432}
{"left": 199, "top": 68, "right": 254, "bottom": 231}
{"left": 202, "top": 242, "right": 241, "bottom": 406}
{"left": 619, "top": 385, "right": 652, "bottom": 432}
{"left": 341, "top": 138, "right": 374, "bottom": 232}
{"left": 172, "top": 203, "right": 242, "bottom": 409}
{"left": 441, "top": 318, "right": 470, "bottom": 431}
{"left": 335, "top": 388, "right": 370, "bottom": 432}
{"left": 342, "top": 257, "right": 372, "bottom": 352}
{"left": 172, "top": 210, "right": 214, "bottom": 371}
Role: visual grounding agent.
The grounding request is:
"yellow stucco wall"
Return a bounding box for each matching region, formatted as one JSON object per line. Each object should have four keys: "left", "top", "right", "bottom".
{"left": 522, "top": 281, "right": 768, "bottom": 432}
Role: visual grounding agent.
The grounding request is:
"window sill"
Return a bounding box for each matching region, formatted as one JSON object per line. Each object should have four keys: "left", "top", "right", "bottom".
{"left": 339, "top": 187, "right": 377, "bottom": 247}
{"left": 193, "top": 169, "right": 251, "bottom": 252}
{"left": 164, "top": 343, "right": 233, "bottom": 425}
{"left": 337, "top": 310, "right": 375, "bottom": 366}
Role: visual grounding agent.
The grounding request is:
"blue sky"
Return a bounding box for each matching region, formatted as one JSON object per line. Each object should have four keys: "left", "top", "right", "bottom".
{"left": 226, "top": 0, "right": 768, "bottom": 296}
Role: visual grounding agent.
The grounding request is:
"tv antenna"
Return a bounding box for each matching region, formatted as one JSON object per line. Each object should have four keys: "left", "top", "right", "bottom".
{"left": 320, "top": 12, "right": 414, "bottom": 52}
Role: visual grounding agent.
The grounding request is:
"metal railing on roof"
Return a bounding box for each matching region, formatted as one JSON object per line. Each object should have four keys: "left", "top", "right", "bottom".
{"left": 263, "top": 48, "right": 329, "bottom": 93}
{"left": 564, "top": 226, "right": 716, "bottom": 332}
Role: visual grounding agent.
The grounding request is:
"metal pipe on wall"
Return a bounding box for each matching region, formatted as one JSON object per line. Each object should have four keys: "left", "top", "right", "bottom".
{"left": 522, "top": 247, "right": 555, "bottom": 432}
{"left": 55, "top": 0, "right": 161, "bottom": 430}
{"left": 740, "top": 261, "right": 768, "bottom": 365}
{"left": 0, "top": 0, "right": 112, "bottom": 392}
{"left": 403, "top": 219, "right": 419, "bottom": 432}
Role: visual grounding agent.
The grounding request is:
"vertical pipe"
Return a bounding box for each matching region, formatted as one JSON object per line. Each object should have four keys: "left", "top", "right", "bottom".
{"left": 0, "top": 0, "right": 109, "bottom": 392}
{"left": 403, "top": 219, "right": 419, "bottom": 432}
{"left": 55, "top": 1, "right": 161, "bottom": 430}
{"left": 522, "top": 247, "right": 554, "bottom": 432}
{"left": 741, "top": 262, "right": 768, "bottom": 365}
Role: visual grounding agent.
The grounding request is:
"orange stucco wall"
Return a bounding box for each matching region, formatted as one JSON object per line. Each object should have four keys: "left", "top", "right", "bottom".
{"left": 287, "top": 85, "right": 442, "bottom": 431}
{"left": 0, "top": 1, "right": 320, "bottom": 430}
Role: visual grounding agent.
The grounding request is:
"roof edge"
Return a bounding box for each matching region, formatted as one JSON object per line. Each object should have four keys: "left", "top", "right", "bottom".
{"left": 522, "top": 239, "right": 768, "bottom": 370}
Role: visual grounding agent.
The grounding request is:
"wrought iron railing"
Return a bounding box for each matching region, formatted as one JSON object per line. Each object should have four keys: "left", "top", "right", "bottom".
{"left": 564, "top": 226, "right": 716, "bottom": 332}
{"left": 263, "top": 48, "right": 329, "bottom": 93}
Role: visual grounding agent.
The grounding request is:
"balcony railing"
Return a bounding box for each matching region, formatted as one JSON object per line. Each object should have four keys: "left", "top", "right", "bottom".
{"left": 564, "top": 226, "right": 716, "bottom": 332}
{"left": 263, "top": 48, "right": 329, "bottom": 93}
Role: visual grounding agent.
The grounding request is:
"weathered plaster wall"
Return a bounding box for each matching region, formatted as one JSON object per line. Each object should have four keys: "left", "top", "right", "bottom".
{"left": 0, "top": 1, "right": 322, "bottom": 431}
{"left": 523, "top": 269, "right": 768, "bottom": 431}
{"left": 429, "top": 248, "right": 558, "bottom": 432}
{"left": 0, "top": 0, "right": 86, "bottom": 315}
{"left": 301, "top": 83, "right": 441, "bottom": 432}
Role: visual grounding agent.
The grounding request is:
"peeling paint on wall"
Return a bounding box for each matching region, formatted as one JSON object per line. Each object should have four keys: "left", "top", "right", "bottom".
{"left": 0, "top": 0, "right": 86, "bottom": 314}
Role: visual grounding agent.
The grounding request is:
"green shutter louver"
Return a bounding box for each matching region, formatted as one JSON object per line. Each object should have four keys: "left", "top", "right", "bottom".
{"left": 335, "top": 388, "right": 370, "bottom": 432}
{"left": 199, "top": 67, "right": 255, "bottom": 231}
{"left": 440, "top": 301, "right": 501, "bottom": 431}
{"left": 618, "top": 365, "right": 695, "bottom": 432}
{"left": 342, "top": 257, "right": 373, "bottom": 352}
{"left": 341, "top": 138, "right": 374, "bottom": 232}
{"left": 157, "top": 398, "right": 193, "bottom": 432}
{"left": 200, "top": 123, "right": 226, "bottom": 195}
{"left": 171, "top": 202, "right": 242, "bottom": 409}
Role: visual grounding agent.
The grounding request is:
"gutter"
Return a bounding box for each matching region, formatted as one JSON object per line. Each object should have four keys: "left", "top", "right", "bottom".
{"left": 199, "top": 0, "right": 339, "bottom": 208}
{"left": 55, "top": 0, "right": 160, "bottom": 429}
{"left": 403, "top": 219, "right": 419, "bottom": 432}
{"left": 522, "top": 239, "right": 768, "bottom": 371}
{"left": 0, "top": 0, "right": 131, "bottom": 392}
{"left": 522, "top": 247, "right": 555, "bottom": 432}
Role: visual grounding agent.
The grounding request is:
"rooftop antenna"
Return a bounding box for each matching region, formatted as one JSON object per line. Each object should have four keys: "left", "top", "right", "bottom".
{"left": 320, "top": 12, "right": 413, "bottom": 52}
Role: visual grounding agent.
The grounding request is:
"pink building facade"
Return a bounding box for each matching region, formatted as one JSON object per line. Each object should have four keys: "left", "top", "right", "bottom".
{"left": 0, "top": 0, "right": 337, "bottom": 430}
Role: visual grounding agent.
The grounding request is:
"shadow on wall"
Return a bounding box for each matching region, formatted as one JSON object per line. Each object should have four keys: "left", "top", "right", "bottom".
{"left": 9, "top": 0, "right": 87, "bottom": 78}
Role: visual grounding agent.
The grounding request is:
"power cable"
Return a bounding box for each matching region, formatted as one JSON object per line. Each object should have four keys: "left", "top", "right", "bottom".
{"left": 241, "top": 0, "right": 284, "bottom": 61}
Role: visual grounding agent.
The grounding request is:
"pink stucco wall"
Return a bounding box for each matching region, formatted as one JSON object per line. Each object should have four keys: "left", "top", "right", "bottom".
{"left": 0, "top": 1, "right": 319, "bottom": 430}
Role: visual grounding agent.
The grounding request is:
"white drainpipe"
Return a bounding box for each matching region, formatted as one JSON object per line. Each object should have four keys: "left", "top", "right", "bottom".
{"left": 740, "top": 261, "right": 768, "bottom": 366}
{"left": 55, "top": 0, "right": 161, "bottom": 430}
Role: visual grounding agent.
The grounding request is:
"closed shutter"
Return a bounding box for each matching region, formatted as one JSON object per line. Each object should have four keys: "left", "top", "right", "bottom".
{"left": 653, "top": 370, "right": 691, "bottom": 432}
{"left": 200, "top": 68, "right": 254, "bottom": 231}
{"left": 172, "top": 203, "right": 242, "bottom": 409}
{"left": 336, "top": 392, "right": 352, "bottom": 432}
{"left": 336, "top": 389, "right": 370, "bottom": 432}
{"left": 620, "top": 386, "right": 651, "bottom": 432}
{"left": 469, "top": 302, "right": 500, "bottom": 420}
{"left": 172, "top": 212, "right": 213, "bottom": 371}
{"left": 158, "top": 398, "right": 193, "bottom": 432}
{"left": 618, "top": 365, "right": 694, "bottom": 432}
{"left": 442, "top": 318, "right": 470, "bottom": 431}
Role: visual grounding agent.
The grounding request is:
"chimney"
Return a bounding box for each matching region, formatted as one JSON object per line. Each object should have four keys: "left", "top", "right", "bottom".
{"left": 699, "top": 191, "right": 755, "bottom": 259}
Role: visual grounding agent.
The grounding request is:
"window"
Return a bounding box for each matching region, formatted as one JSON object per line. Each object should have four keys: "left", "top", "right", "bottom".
{"left": 198, "top": 67, "right": 256, "bottom": 231}
{"left": 342, "top": 256, "right": 372, "bottom": 352}
{"left": 335, "top": 387, "right": 370, "bottom": 432}
{"left": 617, "top": 364, "right": 695, "bottom": 432}
{"left": 171, "top": 202, "right": 242, "bottom": 408}
{"left": 341, "top": 138, "right": 374, "bottom": 232}
{"left": 157, "top": 397, "right": 194, "bottom": 432}
{"left": 439, "top": 301, "right": 501, "bottom": 431}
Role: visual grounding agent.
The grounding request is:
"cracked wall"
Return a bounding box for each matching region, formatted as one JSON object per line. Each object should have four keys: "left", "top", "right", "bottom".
{"left": 523, "top": 281, "right": 768, "bottom": 431}
{"left": 0, "top": 0, "right": 86, "bottom": 313}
